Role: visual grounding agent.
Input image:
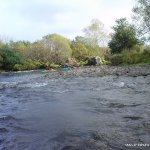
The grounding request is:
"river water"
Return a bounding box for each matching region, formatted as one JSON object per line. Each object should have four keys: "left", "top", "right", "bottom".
{"left": 0, "top": 71, "right": 150, "bottom": 150}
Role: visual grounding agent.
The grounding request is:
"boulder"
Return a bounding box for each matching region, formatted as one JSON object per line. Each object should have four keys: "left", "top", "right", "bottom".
{"left": 95, "top": 56, "right": 103, "bottom": 65}
{"left": 86, "top": 57, "right": 97, "bottom": 66}
{"left": 86, "top": 56, "right": 103, "bottom": 66}
{"left": 67, "top": 58, "right": 78, "bottom": 66}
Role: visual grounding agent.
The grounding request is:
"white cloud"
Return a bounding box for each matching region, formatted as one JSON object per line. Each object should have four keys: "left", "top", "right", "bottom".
{"left": 0, "top": 0, "right": 134, "bottom": 41}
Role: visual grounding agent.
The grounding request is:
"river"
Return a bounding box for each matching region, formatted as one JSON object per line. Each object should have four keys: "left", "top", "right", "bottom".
{"left": 0, "top": 70, "right": 150, "bottom": 150}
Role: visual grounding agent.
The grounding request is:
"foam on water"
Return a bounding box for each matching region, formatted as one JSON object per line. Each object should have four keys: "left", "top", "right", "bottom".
{"left": 0, "top": 81, "right": 19, "bottom": 89}
{"left": 19, "top": 82, "right": 48, "bottom": 88}
{"left": 52, "top": 89, "right": 70, "bottom": 94}
{"left": 112, "top": 81, "right": 125, "bottom": 88}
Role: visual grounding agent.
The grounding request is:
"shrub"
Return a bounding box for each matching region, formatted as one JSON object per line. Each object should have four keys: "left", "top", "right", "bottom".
{"left": 71, "top": 42, "right": 88, "bottom": 61}
{"left": 0, "top": 46, "right": 23, "bottom": 70}
{"left": 110, "top": 50, "right": 150, "bottom": 65}
{"left": 110, "top": 54, "right": 123, "bottom": 65}
{"left": 14, "top": 59, "right": 44, "bottom": 71}
{"left": 50, "top": 63, "right": 60, "bottom": 69}
{"left": 143, "top": 45, "right": 150, "bottom": 55}
{"left": 79, "top": 60, "right": 88, "bottom": 66}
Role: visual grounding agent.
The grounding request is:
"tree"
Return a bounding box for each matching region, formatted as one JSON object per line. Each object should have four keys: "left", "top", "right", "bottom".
{"left": 42, "top": 34, "right": 72, "bottom": 64}
{"left": 9, "top": 40, "right": 31, "bottom": 59}
{"left": 9, "top": 41, "right": 31, "bottom": 51}
{"left": 0, "top": 45, "right": 23, "bottom": 70}
{"left": 83, "top": 19, "right": 109, "bottom": 47}
{"left": 108, "top": 18, "right": 140, "bottom": 53}
{"left": 132, "top": 0, "right": 150, "bottom": 41}
{"left": 27, "top": 41, "right": 51, "bottom": 63}
{"left": 71, "top": 40, "right": 88, "bottom": 61}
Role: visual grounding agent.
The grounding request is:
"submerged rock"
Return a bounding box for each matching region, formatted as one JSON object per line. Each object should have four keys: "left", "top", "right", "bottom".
{"left": 62, "top": 146, "right": 79, "bottom": 150}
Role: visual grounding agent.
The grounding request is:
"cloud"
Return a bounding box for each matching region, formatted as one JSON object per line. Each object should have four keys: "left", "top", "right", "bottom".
{"left": 0, "top": 0, "right": 134, "bottom": 41}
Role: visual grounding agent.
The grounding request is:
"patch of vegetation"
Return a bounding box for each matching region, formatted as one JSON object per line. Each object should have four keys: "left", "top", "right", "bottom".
{"left": 0, "top": 46, "right": 23, "bottom": 70}
{"left": 110, "top": 49, "right": 150, "bottom": 66}
{"left": 0, "top": 7, "right": 150, "bottom": 72}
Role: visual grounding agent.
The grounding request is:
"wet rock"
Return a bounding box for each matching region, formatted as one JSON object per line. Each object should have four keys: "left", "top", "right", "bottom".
{"left": 123, "top": 116, "right": 143, "bottom": 120}
{"left": 0, "top": 115, "right": 21, "bottom": 123}
{"left": 109, "top": 103, "right": 125, "bottom": 108}
{"left": 86, "top": 57, "right": 97, "bottom": 66}
{"left": 95, "top": 56, "right": 103, "bottom": 65}
{"left": 86, "top": 56, "right": 103, "bottom": 66}
{"left": 91, "top": 132, "right": 103, "bottom": 141}
{"left": 143, "top": 122, "right": 150, "bottom": 129}
{"left": 0, "top": 138, "right": 5, "bottom": 144}
{"left": 0, "top": 128, "right": 8, "bottom": 133}
{"left": 61, "top": 146, "right": 80, "bottom": 150}
{"left": 44, "top": 64, "right": 150, "bottom": 79}
{"left": 67, "top": 58, "right": 78, "bottom": 67}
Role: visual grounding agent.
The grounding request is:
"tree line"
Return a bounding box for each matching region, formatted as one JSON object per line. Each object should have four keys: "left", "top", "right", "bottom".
{"left": 0, "top": 0, "right": 150, "bottom": 71}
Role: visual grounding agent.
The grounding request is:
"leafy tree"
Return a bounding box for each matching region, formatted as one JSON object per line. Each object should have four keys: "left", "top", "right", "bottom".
{"left": 108, "top": 18, "right": 140, "bottom": 53}
{"left": 73, "top": 36, "right": 87, "bottom": 45}
{"left": 42, "top": 33, "right": 72, "bottom": 64}
{"left": 27, "top": 41, "right": 50, "bottom": 63}
{"left": 0, "top": 45, "right": 23, "bottom": 70}
{"left": 71, "top": 41, "right": 88, "bottom": 61}
{"left": 132, "top": 0, "right": 150, "bottom": 41}
{"left": 83, "top": 19, "right": 109, "bottom": 47}
{"left": 9, "top": 40, "right": 31, "bottom": 59}
{"left": 9, "top": 40, "right": 30, "bottom": 51}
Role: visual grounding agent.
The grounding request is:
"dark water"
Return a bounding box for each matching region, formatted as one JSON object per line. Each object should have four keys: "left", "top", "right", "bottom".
{"left": 0, "top": 71, "right": 150, "bottom": 150}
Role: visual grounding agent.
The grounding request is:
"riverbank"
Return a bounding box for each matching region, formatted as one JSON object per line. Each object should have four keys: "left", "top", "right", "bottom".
{"left": 1, "top": 64, "right": 150, "bottom": 78}
{"left": 44, "top": 64, "right": 150, "bottom": 79}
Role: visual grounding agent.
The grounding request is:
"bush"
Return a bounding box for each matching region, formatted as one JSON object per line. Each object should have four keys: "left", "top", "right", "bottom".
{"left": 79, "top": 60, "right": 88, "bottom": 66}
{"left": 42, "top": 34, "right": 72, "bottom": 64}
{"left": 14, "top": 59, "right": 44, "bottom": 71}
{"left": 110, "top": 50, "right": 150, "bottom": 65}
{"left": 0, "top": 46, "right": 23, "bottom": 70}
{"left": 110, "top": 54, "right": 124, "bottom": 65}
{"left": 143, "top": 45, "right": 150, "bottom": 55}
{"left": 50, "top": 63, "right": 60, "bottom": 69}
{"left": 71, "top": 42, "right": 88, "bottom": 61}
{"left": 131, "top": 45, "right": 144, "bottom": 52}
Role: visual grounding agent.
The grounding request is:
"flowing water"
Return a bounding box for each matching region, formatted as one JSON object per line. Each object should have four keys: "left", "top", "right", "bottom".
{"left": 0, "top": 71, "right": 150, "bottom": 150}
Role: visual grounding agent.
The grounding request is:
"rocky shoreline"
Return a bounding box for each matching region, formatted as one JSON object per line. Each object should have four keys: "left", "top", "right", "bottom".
{"left": 46, "top": 64, "right": 150, "bottom": 78}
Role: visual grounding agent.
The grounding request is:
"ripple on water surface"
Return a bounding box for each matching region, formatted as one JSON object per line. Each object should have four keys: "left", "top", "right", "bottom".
{"left": 0, "top": 73, "right": 150, "bottom": 150}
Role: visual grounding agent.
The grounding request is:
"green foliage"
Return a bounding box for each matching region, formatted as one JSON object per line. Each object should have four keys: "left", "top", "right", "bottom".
{"left": 28, "top": 41, "right": 52, "bottom": 63}
{"left": 9, "top": 40, "right": 31, "bottom": 51}
{"left": 72, "top": 36, "right": 109, "bottom": 62}
{"left": 14, "top": 59, "right": 44, "bottom": 71}
{"left": 143, "top": 45, "right": 150, "bottom": 55}
{"left": 79, "top": 60, "right": 88, "bottom": 66}
{"left": 83, "top": 19, "right": 109, "bottom": 47}
{"left": 110, "top": 50, "right": 150, "bottom": 65}
{"left": 42, "top": 33, "right": 72, "bottom": 64}
{"left": 0, "top": 27, "right": 148, "bottom": 71}
{"left": 0, "top": 46, "right": 23, "bottom": 70}
{"left": 87, "top": 46, "right": 109, "bottom": 59}
{"left": 108, "top": 18, "right": 140, "bottom": 53}
{"left": 71, "top": 41, "right": 88, "bottom": 61}
{"left": 110, "top": 54, "right": 124, "bottom": 65}
{"left": 132, "top": 0, "right": 150, "bottom": 41}
{"left": 50, "top": 63, "right": 60, "bottom": 69}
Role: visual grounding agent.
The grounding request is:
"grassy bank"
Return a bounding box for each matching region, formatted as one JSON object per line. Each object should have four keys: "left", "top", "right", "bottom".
{"left": 110, "top": 48, "right": 150, "bottom": 66}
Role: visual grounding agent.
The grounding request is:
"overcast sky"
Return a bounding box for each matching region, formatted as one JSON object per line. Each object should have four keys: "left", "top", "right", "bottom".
{"left": 0, "top": 0, "right": 134, "bottom": 42}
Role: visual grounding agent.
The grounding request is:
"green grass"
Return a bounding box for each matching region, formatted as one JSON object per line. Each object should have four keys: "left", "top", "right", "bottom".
{"left": 110, "top": 50, "right": 150, "bottom": 66}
